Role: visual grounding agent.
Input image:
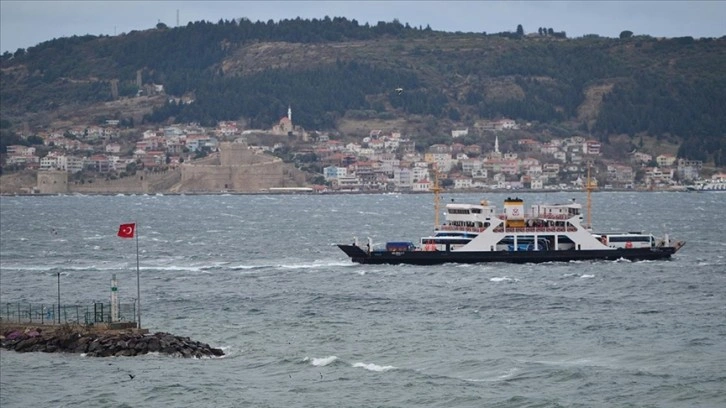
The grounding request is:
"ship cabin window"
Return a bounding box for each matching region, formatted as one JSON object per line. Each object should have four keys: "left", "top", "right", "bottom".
{"left": 605, "top": 234, "right": 655, "bottom": 248}
{"left": 448, "top": 208, "right": 471, "bottom": 214}
{"left": 607, "top": 235, "right": 652, "bottom": 243}
{"left": 450, "top": 221, "right": 486, "bottom": 229}
{"left": 471, "top": 208, "right": 482, "bottom": 214}
{"left": 496, "top": 235, "right": 550, "bottom": 251}
{"left": 558, "top": 235, "right": 574, "bottom": 244}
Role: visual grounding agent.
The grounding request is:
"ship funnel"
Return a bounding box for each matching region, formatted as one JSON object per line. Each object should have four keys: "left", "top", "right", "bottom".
{"left": 504, "top": 197, "right": 525, "bottom": 228}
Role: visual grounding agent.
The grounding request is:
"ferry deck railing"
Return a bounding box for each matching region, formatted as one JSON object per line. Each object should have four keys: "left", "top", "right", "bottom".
{"left": 438, "top": 225, "right": 578, "bottom": 233}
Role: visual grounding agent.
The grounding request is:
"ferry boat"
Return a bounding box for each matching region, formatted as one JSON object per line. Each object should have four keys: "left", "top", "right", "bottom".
{"left": 337, "top": 174, "right": 685, "bottom": 265}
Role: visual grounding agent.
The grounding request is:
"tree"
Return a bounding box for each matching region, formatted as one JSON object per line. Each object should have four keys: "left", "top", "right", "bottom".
{"left": 516, "top": 24, "right": 524, "bottom": 37}
{"left": 26, "top": 135, "right": 44, "bottom": 145}
{"left": 619, "top": 30, "right": 633, "bottom": 39}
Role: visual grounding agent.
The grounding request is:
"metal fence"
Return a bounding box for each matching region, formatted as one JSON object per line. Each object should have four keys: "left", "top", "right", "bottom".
{"left": 1, "top": 302, "right": 137, "bottom": 325}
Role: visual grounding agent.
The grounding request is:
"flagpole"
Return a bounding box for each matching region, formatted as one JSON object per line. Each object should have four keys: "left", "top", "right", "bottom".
{"left": 135, "top": 222, "right": 141, "bottom": 329}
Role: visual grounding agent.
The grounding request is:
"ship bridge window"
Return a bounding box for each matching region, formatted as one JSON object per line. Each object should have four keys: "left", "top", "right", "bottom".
{"left": 448, "top": 209, "right": 471, "bottom": 214}
{"left": 471, "top": 208, "right": 481, "bottom": 214}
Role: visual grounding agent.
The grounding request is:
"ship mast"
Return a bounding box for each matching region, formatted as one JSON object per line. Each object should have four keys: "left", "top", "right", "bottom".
{"left": 431, "top": 165, "right": 441, "bottom": 229}
{"left": 585, "top": 162, "right": 594, "bottom": 229}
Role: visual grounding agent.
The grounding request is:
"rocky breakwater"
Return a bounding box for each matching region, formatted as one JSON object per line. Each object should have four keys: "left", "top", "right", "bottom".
{"left": 0, "top": 324, "right": 224, "bottom": 358}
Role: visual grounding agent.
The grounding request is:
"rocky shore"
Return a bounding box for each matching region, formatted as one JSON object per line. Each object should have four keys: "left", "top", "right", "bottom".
{"left": 0, "top": 323, "right": 224, "bottom": 358}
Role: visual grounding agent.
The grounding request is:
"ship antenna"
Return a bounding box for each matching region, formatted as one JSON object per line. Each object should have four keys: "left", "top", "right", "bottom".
{"left": 431, "top": 165, "right": 441, "bottom": 229}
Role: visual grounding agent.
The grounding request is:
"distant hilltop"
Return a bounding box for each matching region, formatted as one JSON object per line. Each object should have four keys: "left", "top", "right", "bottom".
{"left": 0, "top": 18, "right": 724, "bottom": 166}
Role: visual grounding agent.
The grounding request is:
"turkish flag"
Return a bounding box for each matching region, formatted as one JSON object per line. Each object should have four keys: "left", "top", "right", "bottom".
{"left": 117, "top": 223, "right": 136, "bottom": 238}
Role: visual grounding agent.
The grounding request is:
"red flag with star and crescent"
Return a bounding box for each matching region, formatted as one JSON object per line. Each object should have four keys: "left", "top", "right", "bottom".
{"left": 117, "top": 223, "right": 136, "bottom": 239}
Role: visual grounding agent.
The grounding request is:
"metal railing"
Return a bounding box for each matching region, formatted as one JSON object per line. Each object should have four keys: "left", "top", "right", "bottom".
{"left": 1, "top": 302, "right": 137, "bottom": 325}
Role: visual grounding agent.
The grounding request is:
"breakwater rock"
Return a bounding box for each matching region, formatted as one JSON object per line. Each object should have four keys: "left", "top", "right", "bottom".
{"left": 0, "top": 324, "right": 224, "bottom": 358}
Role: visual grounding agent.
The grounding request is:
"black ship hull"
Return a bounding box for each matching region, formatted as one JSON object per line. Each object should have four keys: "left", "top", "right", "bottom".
{"left": 337, "top": 244, "right": 678, "bottom": 265}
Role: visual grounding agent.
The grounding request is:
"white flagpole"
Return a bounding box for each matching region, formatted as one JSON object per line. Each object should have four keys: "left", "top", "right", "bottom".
{"left": 135, "top": 222, "right": 141, "bottom": 329}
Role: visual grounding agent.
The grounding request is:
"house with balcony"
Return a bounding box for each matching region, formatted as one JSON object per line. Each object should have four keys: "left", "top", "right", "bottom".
{"left": 333, "top": 175, "right": 361, "bottom": 191}
{"left": 424, "top": 151, "right": 453, "bottom": 172}
{"left": 530, "top": 177, "right": 545, "bottom": 190}
{"left": 631, "top": 151, "right": 653, "bottom": 164}
{"left": 393, "top": 167, "right": 413, "bottom": 189}
{"left": 543, "top": 163, "right": 561, "bottom": 179}
{"left": 644, "top": 167, "right": 674, "bottom": 186}
{"left": 40, "top": 154, "right": 62, "bottom": 171}
{"left": 451, "top": 128, "right": 469, "bottom": 138}
{"left": 464, "top": 144, "right": 482, "bottom": 157}
{"left": 324, "top": 166, "right": 347, "bottom": 181}
{"left": 676, "top": 158, "right": 702, "bottom": 181}
{"left": 656, "top": 154, "right": 677, "bottom": 167}
{"left": 140, "top": 151, "right": 166, "bottom": 169}
{"left": 87, "top": 154, "right": 112, "bottom": 173}
{"left": 607, "top": 164, "right": 635, "bottom": 185}
{"left": 461, "top": 159, "right": 483, "bottom": 175}
{"left": 412, "top": 179, "right": 431, "bottom": 192}
{"left": 453, "top": 176, "right": 473, "bottom": 190}
{"left": 584, "top": 140, "right": 601, "bottom": 155}
{"left": 105, "top": 143, "right": 122, "bottom": 154}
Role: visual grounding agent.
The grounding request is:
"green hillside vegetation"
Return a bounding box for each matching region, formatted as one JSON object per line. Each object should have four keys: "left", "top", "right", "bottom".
{"left": 1, "top": 17, "right": 725, "bottom": 165}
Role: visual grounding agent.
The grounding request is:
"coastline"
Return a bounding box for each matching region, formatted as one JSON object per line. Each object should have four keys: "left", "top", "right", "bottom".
{"left": 0, "top": 322, "right": 224, "bottom": 358}
{"left": 0, "top": 187, "right": 705, "bottom": 197}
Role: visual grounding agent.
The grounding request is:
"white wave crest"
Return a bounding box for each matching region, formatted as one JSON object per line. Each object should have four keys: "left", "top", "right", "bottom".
{"left": 580, "top": 274, "right": 595, "bottom": 278}
{"left": 279, "top": 261, "right": 355, "bottom": 270}
{"left": 352, "top": 362, "right": 396, "bottom": 372}
{"left": 306, "top": 356, "right": 338, "bottom": 366}
{"left": 490, "top": 276, "right": 519, "bottom": 283}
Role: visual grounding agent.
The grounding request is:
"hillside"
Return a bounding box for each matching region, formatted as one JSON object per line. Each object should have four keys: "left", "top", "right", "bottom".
{"left": 1, "top": 18, "right": 725, "bottom": 164}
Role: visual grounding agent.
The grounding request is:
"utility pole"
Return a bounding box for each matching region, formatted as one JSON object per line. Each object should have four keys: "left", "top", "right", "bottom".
{"left": 57, "top": 271, "right": 61, "bottom": 324}
{"left": 111, "top": 274, "right": 119, "bottom": 322}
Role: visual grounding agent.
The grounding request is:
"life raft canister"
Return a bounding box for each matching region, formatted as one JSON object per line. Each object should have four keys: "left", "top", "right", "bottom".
{"left": 625, "top": 241, "right": 633, "bottom": 248}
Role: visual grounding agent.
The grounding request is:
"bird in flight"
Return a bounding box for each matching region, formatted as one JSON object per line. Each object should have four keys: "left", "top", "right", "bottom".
{"left": 128, "top": 374, "right": 135, "bottom": 380}
{"left": 395, "top": 87, "right": 403, "bottom": 95}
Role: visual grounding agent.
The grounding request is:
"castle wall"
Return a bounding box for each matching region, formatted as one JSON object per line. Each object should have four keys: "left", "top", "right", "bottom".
{"left": 30, "top": 142, "right": 307, "bottom": 194}
{"left": 69, "top": 170, "right": 180, "bottom": 194}
{"left": 180, "top": 160, "right": 288, "bottom": 192}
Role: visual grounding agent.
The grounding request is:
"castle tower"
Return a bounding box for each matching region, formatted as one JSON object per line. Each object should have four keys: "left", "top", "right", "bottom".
{"left": 37, "top": 170, "right": 69, "bottom": 194}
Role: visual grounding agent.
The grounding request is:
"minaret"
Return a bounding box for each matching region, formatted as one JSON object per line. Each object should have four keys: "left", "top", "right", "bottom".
{"left": 495, "top": 135, "right": 500, "bottom": 154}
{"left": 287, "top": 105, "right": 292, "bottom": 122}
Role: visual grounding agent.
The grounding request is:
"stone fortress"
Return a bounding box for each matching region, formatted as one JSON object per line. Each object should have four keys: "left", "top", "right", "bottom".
{"left": 35, "top": 139, "right": 307, "bottom": 194}
{"left": 177, "top": 139, "right": 306, "bottom": 192}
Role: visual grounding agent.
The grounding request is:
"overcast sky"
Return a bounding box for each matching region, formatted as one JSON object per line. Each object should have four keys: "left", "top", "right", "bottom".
{"left": 2, "top": 1, "right": 725, "bottom": 53}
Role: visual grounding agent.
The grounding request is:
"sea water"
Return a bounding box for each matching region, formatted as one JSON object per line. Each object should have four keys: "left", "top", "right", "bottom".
{"left": 1, "top": 191, "right": 724, "bottom": 407}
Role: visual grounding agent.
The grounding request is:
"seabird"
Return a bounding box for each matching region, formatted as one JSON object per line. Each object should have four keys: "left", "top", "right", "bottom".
{"left": 395, "top": 87, "right": 403, "bottom": 95}
{"left": 128, "top": 374, "right": 135, "bottom": 380}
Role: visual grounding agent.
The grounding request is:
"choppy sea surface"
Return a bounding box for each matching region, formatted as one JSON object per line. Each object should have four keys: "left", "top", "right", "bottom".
{"left": 1, "top": 191, "right": 724, "bottom": 408}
